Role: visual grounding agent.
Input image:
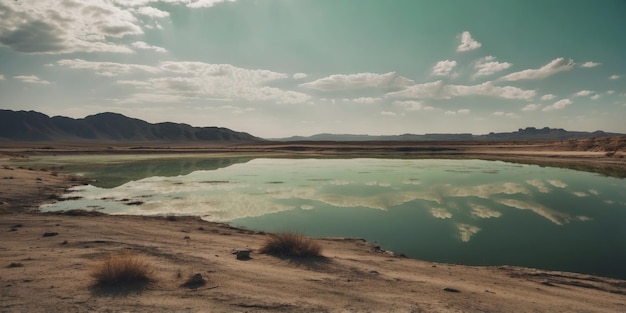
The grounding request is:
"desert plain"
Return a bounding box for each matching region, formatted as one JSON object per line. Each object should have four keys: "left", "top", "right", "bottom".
{"left": 1, "top": 139, "right": 625, "bottom": 312}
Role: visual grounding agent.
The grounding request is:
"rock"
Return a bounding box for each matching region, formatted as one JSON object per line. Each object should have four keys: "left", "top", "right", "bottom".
{"left": 443, "top": 287, "right": 461, "bottom": 293}
{"left": 181, "top": 273, "right": 206, "bottom": 289}
{"left": 42, "top": 232, "right": 58, "bottom": 237}
{"left": 232, "top": 248, "right": 252, "bottom": 260}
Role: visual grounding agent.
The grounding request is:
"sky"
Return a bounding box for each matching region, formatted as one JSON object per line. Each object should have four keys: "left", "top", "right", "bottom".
{"left": 0, "top": 0, "right": 625, "bottom": 138}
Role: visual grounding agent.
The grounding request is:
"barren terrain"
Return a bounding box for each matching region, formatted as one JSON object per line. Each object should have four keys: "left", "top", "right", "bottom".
{"left": 1, "top": 140, "right": 625, "bottom": 312}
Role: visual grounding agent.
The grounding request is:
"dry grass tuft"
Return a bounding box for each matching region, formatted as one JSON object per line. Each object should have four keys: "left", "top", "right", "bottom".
{"left": 259, "top": 232, "right": 323, "bottom": 258}
{"left": 90, "top": 252, "right": 154, "bottom": 286}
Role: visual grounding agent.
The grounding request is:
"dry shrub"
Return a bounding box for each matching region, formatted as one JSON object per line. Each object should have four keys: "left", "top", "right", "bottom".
{"left": 259, "top": 232, "right": 322, "bottom": 257}
{"left": 90, "top": 252, "right": 154, "bottom": 286}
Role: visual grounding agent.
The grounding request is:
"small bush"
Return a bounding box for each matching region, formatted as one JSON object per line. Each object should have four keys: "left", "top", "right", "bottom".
{"left": 90, "top": 252, "right": 154, "bottom": 286}
{"left": 259, "top": 232, "right": 322, "bottom": 258}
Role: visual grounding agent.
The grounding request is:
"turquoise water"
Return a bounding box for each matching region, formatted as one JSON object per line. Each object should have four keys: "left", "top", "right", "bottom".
{"left": 38, "top": 157, "right": 626, "bottom": 279}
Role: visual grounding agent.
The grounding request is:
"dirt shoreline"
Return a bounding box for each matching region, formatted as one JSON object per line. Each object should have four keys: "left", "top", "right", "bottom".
{"left": 1, "top": 143, "right": 626, "bottom": 312}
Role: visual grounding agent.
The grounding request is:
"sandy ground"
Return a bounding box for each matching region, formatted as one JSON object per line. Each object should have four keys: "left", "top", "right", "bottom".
{"left": 1, "top": 144, "right": 626, "bottom": 312}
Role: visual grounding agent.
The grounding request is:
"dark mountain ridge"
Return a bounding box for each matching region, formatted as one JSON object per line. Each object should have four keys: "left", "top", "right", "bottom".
{"left": 0, "top": 110, "right": 260, "bottom": 142}
{"left": 275, "top": 127, "right": 623, "bottom": 142}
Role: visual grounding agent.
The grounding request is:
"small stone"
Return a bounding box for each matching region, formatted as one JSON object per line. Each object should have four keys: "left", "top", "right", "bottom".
{"left": 42, "top": 232, "right": 58, "bottom": 237}
{"left": 443, "top": 287, "right": 461, "bottom": 293}
{"left": 232, "top": 248, "right": 252, "bottom": 260}
{"left": 181, "top": 273, "right": 206, "bottom": 289}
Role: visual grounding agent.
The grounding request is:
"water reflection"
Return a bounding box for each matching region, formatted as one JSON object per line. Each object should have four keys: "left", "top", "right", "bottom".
{"left": 40, "top": 157, "right": 626, "bottom": 279}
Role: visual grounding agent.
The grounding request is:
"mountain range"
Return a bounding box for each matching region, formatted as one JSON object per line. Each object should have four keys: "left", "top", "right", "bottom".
{"left": 0, "top": 109, "right": 622, "bottom": 142}
{"left": 274, "top": 128, "right": 622, "bottom": 142}
{"left": 0, "top": 110, "right": 260, "bottom": 142}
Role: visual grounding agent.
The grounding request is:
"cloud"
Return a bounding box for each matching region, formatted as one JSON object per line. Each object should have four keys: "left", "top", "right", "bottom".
{"left": 493, "top": 112, "right": 519, "bottom": 118}
{"left": 574, "top": 90, "right": 593, "bottom": 97}
{"left": 521, "top": 104, "right": 540, "bottom": 111}
{"left": 432, "top": 60, "right": 457, "bottom": 77}
{"left": 57, "top": 59, "right": 161, "bottom": 76}
{"left": 590, "top": 94, "right": 600, "bottom": 100}
{"left": 498, "top": 58, "right": 574, "bottom": 81}
{"left": 387, "top": 80, "right": 536, "bottom": 101}
{"left": 445, "top": 109, "right": 470, "bottom": 115}
{"left": 292, "top": 73, "right": 308, "bottom": 79}
{"left": 13, "top": 75, "right": 50, "bottom": 84}
{"left": 299, "top": 72, "right": 414, "bottom": 91}
{"left": 473, "top": 56, "right": 512, "bottom": 78}
{"left": 496, "top": 199, "right": 570, "bottom": 225}
{"left": 430, "top": 207, "right": 452, "bottom": 219}
{"left": 132, "top": 41, "right": 167, "bottom": 53}
{"left": 456, "top": 223, "right": 480, "bottom": 242}
{"left": 153, "top": 62, "right": 309, "bottom": 104}
{"left": 547, "top": 179, "right": 568, "bottom": 188}
{"left": 542, "top": 99, "right": 572, "bottom": 111}
{"left": 580, "top": 61, "right": 601, "bottom": 68}
{"left": 348, "top": 97, "right": 381, "bottom": 104}
{"left": 393, "top": 100, "right": 423, "bottom": 111}
{"left": 380, "top": 111, "right": 396, "bottom": 116}
{"left": 0, "top": 74, "right": 4, "bottom": 80}
{"left": 0, "top": 0, "right": 141, "bottom": 54}
{"left": 135, "top": 6, "right": 170, "bottom": 18}
{"left": 609, "top": 74, "right": 621, "bottom": 80}
{"left": 540, "top": 94, "right": 556, "bottom": 101}
{"left": 187, "top": 0, "right": 237, "bottom": 8}
{"left": 457, "top": 31, "right": 481, "bottom": 52}
{"left": 469, "top": 203, "right": 501, "bottom": 218}
{"left": 59, "top": 59, "right": 310, "bottom": 104}
{"left": 526, "top": 179, "right": 550, "bottom": 193}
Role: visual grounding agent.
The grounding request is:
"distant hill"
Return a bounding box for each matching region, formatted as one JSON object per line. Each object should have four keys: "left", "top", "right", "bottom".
{"left": 0, "top": 110, "right": 261, "bottom": 142}
{"left": 274, "top": 127, "right": 623, "bottom": 142}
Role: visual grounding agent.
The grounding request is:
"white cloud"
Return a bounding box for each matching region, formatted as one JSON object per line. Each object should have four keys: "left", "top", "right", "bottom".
{"left": 13, "top": 75, "right": 50, "bottom": 84}
{"left": 469, "top": 204, "right": 501, "bottom": 218}
{"left": 445, "top": 109, "right": 470, "bottom": 115}
{"left": 498, "top": 58, "right": 574, "bottom": 81}
{"left": 132, "top": 41, "right": 167, "bottom": 53}
{"left": 547, "top": 180, "right": 568, "bottom": 188}
{"left": 540, "top": 94, "right": 556, "bottom": 101}
{"left": 457, "top": 31, "right": 481, "bottom": 52}
{"left": 348, "top": 97, "right": 381, "bottom": 104}
{"left": 580, "top": 61, "right": 601, "bottom": 68}
{"left": 135, "top": 6, "right": 170, "bottom": 18}
{"left": 299, "top": 72, "right": 414, "bottom": 91}
{"left": 574, "top": 90, "right": 593, "bottom": 97}
{"left": 0, "top": 74, "right": 4, "bottom": 80}
{"left": 432, "top": 60, "right": 457, "bottom": 77}
{"left": 0, "top": 0, "right": 141, "bottom": 54}
{"left": 473, "top": 56, "right": 512, "bottom": 78}
{"left": 380, "top": 111, "right": 397, "bottom": 116}
{"left": 59, "top": 59, "right": 310, "bottom": 104}
{"left": 57, "top": 59, "right": 161, "bottom": 76}
{"left": 293, "top": 73, "right": 308, "bottom": 80}
{"left": 607, "top": 90, "right": 615, "bottom": 94}
{"left": 526, "top": 179, "right": 550, "bottom": 193}
{"left": 430, "top": 207, "right": 452, "bottom": 219}
{"left": 456, "top": 223, "right": 480, "bottom": 242}
{"left": 387, "top": 80, "right": 535, "bottom": 101}
{"left": 187, "top": 0, "right": 237, "bottom": 8}
{"left": 492, "top": 111, "right": 518, "bottom": 118}
{"left": 609, "top": 74, "right": 621, "bottom": 80}
{"left": 542, "top": 99, "right": 572, "bottom": 111}
{"left": 590, "top": 94, "right": 600, "bottom": 100}
{"left": 521, "top": 104, "right": 540, "bottom": 111}
{"left": 393, "top": 100, "right": 423, "bottom": 111}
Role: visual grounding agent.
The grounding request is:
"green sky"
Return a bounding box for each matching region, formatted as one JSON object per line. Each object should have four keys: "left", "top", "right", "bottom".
{"left": 0, "top": 0, "right": 624, "bottom": 137}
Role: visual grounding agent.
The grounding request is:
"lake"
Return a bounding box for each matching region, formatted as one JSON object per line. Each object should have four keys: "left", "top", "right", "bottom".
{"left": 33, "top": 155, "right": 626, "bottom": 279}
